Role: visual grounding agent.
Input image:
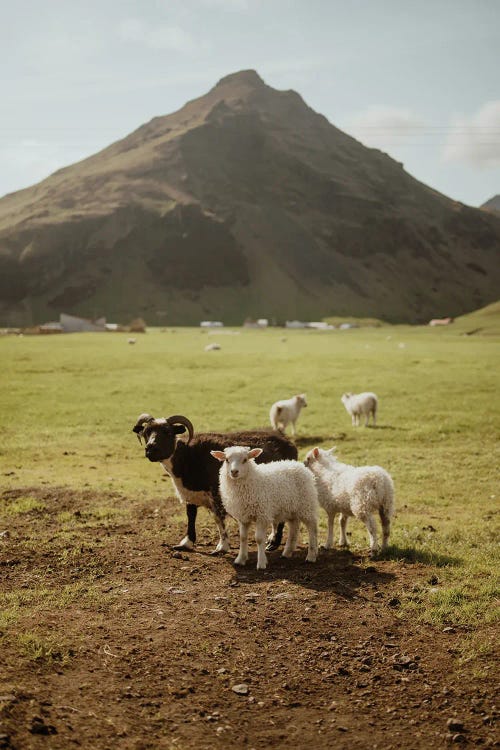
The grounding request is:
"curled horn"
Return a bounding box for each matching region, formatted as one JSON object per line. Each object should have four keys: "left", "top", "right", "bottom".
{"left": 166, "top": 415, "right": 194, "bottom": 444}
{"left": 132, "top": 413, "right": 155, "bottom": 443}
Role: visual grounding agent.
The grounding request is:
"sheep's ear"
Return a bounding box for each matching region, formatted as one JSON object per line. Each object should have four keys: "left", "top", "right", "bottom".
{"left": 174, "top": 425, "right": 186, "bottom": 435}
{"left": 248, "top": 448, "right": 263, "bottom": 460}
{"left": 210, "top": 451, "right": 226, "bottom": 462}
{"left": 327, "top": 446, "right": 336, "bottom": 454}
{"left": 313, "top": 447, "right": 320, "bottom": 459}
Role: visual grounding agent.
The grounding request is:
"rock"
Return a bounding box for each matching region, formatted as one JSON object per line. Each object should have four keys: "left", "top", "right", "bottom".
{"left": 447, "top": 719, "right": 465, "bottom": 732}
{"left": 452, "top": 734, "right": 466, "bottom": 744}
{"left": 232, "top": 684, "right": 249, "bottom": 695}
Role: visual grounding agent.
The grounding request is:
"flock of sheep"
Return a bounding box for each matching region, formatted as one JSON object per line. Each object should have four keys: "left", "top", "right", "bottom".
{"left": 133, "top": 390, "right": 394, "bottom": 570}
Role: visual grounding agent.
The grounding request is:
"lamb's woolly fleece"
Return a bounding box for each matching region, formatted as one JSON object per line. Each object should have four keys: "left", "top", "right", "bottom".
{"left": 219, "top": 456, "right": 318, "bottom": 526}
{"left": 305, "top": 448, "right": 394, "bottom": 520}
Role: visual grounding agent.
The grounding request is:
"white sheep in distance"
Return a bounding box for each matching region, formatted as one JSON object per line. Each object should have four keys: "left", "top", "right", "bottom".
{"left": 269, "top": 393, "right": 307, "bottom": 435}
{"left": 341, "top": 392, "right": 378, "bottom": 427}
{"left": 304, "top": 447, "right": 395, "bottom": 556}
{"left": 211, "top": 446, "right": 319, "bottom": 570}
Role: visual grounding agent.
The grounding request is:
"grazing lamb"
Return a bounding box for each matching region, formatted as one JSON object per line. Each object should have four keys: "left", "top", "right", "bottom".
{"left": 133, "top": 414, "right": 297, "bottom": 553}
{"left": 304, "top": 447, "right": 394, "bottom": 556}
{"left": 211, "top": 446, "right": 319, "bottom": 570}
{"left": 341, "top": 392, "right": 378, "bottom": 427}
{"left": 269, "top": 393, "right": 307, "bottom": 435}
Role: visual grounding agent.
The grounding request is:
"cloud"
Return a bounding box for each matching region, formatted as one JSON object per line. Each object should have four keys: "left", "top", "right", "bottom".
{"left": 345, "top": 106, "right": 426, "bottom": 149}
{"left": 118, "top": 18, "right": 198, "bottom": 53}
{"left": 442, "top": 101, "right": 500, "bottom": 168}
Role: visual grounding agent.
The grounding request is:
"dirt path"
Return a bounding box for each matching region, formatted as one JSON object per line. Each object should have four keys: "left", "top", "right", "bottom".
{"left": 0, "top": 488, "right": 497, "bottom": 749}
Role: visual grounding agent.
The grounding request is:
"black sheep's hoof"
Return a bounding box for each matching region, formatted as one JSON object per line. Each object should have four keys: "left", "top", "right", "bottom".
{"left": 172, "top": 540, "right": 195, "bottom": 551}
{"left": 265, "top": 540, "right": 281, "bottom": 552}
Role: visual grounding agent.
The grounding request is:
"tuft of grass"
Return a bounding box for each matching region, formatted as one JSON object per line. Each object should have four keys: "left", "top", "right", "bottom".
{"left": 5, "top": 496, "right": 46, "bottom": 514}
{"left": 17, "top": 631, "right": 74, "bottom": 665}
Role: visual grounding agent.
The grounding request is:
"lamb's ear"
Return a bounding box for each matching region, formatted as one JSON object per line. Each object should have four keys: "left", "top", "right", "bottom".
{"left": 313, "top": 447, "right": 320, "bottom": 459}
{"left": 326, "top": 446, "right": 336, "bottom": 454}
{"left": 248, "top": 448, "right": 263, "bottom": 460}
{"left": 211, "top": 450, "right": 226, "bottom": 462}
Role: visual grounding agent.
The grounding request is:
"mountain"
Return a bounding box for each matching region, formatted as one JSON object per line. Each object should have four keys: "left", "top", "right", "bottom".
{"left": 481, "top": 195, "right": 500, "bottom": 214}
{"left": 1, "top": 69, "right": 499, "bottom": 326}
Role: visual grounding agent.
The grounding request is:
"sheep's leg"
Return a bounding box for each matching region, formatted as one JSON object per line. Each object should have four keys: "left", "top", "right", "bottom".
{"left": 339, "top": 514, "right": 349, "bottom": 547}
{"left": 351, "top": 414, "right": 356, "bottom": 426}
{"left": 234, "top": 521, "right": 249, "bottom": 566}
{"left": 379, "top": 507, "right": 391, "bottom": 550}
{"left": 282, "top": 519, "right": 299, "bottom": 558}
{"left": 364, "top": 412, "right": 370, "bottom": 427}
{"left": 255, "top": 520, "right": 268, "bottom": 570}
{"left": 173, "top": 504, "right": 197, "bottom": 550}
{"left": 266, "top": 522, "right": 284, "bottom": 551}
{"left": 364, "top": 513, "right": 379, "bottom": 556}
{"left": 372, "top": 407, "right": 377, "bottom": 427}
{"left": 210, "top": 492, "right": 230, "bottom": 554}
{"left": 291, "top": 421, "right": 296, "bottom": 436}
{"left": 324, "top": 511, "right": 336, "bottom": 549}
{"left": 305, "top": 519, "right": 318, "bottom": 563}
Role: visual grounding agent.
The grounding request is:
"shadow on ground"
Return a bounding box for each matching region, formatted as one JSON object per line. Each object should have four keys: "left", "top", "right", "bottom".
{"left": 380, "top": 544, "right": 462, "bottom": 567}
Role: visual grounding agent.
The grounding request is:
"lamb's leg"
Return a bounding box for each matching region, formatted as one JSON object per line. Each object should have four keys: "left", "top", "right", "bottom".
{"left": 305, "top": 519, "right": 318, "bottom": 562}
{"left": 364, "top": 513, "right": 379, "bottom": 556}
{"left": 372, "top": 406, "right": 377, "bottom": 427}
{"left": 234, "top": 521, "right": 249, "bottom": 566}
{"left": 282, "top": 519, "right": 299, "bottom": 558}
{"left": 351, "top": 414, "right": 356, "bottom": 426}
{"left": 379, "top": 507, "right": 391, "bottom": 550}
{"left": 211, "top": 492, "right": 230, "bottom": 554}
{"left": 291, "top": 421, "right": 296, "bottom": 436}
{"left": 266, "top": 522, "right": 284, "bottom": 551}
{"left": 339, "top": 513, "right": 349, "bottom": 547}
{"left": 255, "top": 520, "right": 268, "bottom": 570}
{"left": 173, "top": 504, "right": 197, "bottom": 550}
{"left": 324, "top": 511, "right": 336, "bottom": 549}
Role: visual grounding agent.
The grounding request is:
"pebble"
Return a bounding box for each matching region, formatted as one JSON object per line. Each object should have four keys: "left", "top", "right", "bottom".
{"left": 232, "top": 684, "right": 249, "bottom": 695}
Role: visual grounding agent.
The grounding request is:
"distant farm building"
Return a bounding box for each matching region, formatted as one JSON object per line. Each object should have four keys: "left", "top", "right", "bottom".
{"left": 429, "top": 317, "right": 454, "bottom": 326}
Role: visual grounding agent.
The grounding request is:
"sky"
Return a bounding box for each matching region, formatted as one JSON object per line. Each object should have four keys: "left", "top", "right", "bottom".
{"left": 1, "top": 0, "right": 499, "bottom": 207}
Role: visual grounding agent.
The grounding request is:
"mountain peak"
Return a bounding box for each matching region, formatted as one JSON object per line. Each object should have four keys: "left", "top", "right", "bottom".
{"left": 214, "top": 69, "right": 266, "bottom": 89}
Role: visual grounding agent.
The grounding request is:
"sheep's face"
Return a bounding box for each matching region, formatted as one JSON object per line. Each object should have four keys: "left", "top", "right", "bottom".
{"left": 296, "top": 394, "right": 307, "bottom": 408}
{"left": 304, "top": 447, "right": 336, "bottom": 468}
{"left": 341, "top": 393, "right": 352, "bottom": 406}
{"left": 142, "top": 420, "right": 186, "bottom": 462}
{"left": 211, "top": 446, "right": 263, "bottom": 480}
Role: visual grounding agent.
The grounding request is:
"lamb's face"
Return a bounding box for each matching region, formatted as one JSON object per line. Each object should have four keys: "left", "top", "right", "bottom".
{"left": 211, "top": 446, "right": 263, "bottom": 479}
{"left": 304, "top": 447, "right": 336, "bottom": 468}
{"left": 296, "top": 394, "right": 307, "bottom": 408}
{"left": 142, "top": 420, "right": 182, "bottom": 462}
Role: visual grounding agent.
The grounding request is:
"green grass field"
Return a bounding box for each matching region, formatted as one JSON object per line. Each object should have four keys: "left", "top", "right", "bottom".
{"left": 1, "top": 322, "right": 499, "bottom": 636}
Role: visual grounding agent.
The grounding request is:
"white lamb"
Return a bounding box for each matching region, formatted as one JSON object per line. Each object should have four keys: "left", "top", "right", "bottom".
{"left": 211, "top": 446, "right": 318, "bottom": 570}
{"left": 269, "top": 393, "right": 307, "bottom": 435}
{"left": 341, "top": 391, "right": 378, "bottom": 427}
{"left": 304, "top": 447, "right": 394, "bottom": 556}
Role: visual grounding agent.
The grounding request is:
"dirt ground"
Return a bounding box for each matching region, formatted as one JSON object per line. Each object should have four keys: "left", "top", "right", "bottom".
{"left": 0, "top": 487, "right": 497, "bottom": 750}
